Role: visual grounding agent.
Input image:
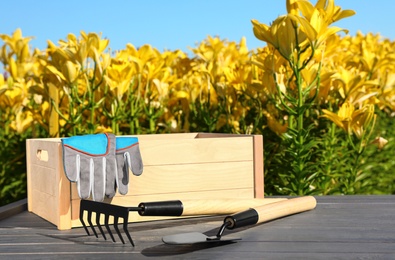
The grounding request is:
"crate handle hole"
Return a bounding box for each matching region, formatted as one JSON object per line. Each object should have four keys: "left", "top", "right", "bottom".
{"left": 36, "top": 149, "right": 49, "bottom": 162}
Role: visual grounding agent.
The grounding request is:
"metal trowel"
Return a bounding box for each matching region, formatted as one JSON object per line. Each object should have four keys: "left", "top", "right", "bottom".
{"left": 162, "top": 196, "right": 317, "bottom": 245}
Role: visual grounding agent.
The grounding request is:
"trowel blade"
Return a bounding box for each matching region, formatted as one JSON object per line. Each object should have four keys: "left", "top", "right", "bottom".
{"left": 162, "top": 232, "right": 241, "bottom": 245}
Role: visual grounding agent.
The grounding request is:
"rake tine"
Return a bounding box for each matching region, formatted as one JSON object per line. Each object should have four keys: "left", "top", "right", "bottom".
{"left": 113, "top": 217, "right": 125, "bottom": 244}
{"left": 79, "top": 202, "right": 90, "bottom": 236}
{"left": 104, "top": 213, "right": 116, "bottom": 242}
{"left": 87, "top": 210, "right": 98, "bottom": 238}
{"left": 123, "top": 221, "right": 135, "bottom": 246}
{"left": 95, "top": 212, "right": 107, "bottom": 241}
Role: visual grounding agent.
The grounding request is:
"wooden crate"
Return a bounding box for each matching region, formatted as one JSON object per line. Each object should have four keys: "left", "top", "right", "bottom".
{"left": 26, "top": 133, "right": 264, "bottom": 230}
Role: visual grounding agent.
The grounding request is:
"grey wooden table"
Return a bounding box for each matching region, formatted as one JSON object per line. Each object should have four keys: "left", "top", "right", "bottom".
{"left": 0, "top": 196, "right": 394, "bottom": 259}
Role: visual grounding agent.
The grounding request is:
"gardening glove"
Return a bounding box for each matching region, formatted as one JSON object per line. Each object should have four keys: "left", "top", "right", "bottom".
{"left": 115, "top": 136, "right": 143, "bottom": 195}
{"left": 61, "top": 133, "right": 117, "bottom": 202}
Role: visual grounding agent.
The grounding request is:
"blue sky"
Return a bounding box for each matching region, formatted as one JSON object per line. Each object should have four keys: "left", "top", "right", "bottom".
{"left": 2, "top": 1, "right": 395, "bottom": 55}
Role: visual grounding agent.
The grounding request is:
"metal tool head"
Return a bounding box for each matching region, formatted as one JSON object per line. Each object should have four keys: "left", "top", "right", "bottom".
{"left": 79, "top": 199, "right": 141, "bottom": 246}
{"left": 162, "top": 232, "right": 241, "bottom": 245}
{"left": 79, "top": 199, "right": 186, "bottom": 246}
{"left": 162, "top": 220, "right": 241, "bottom": 245}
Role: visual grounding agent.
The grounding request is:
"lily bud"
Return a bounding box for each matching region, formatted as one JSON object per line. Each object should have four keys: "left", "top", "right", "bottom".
{"left": 371, "top": 137, "right": 388, "bottom": 150}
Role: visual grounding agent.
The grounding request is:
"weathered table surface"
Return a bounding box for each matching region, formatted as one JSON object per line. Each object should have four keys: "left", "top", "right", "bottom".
{"left": 1, "top": 196, "right": 394, "bottom": 259}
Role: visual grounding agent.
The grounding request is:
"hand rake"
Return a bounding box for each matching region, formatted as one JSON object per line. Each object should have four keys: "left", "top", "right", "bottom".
{"left": 79, "top": 198, "right": 287, "bottom": 246}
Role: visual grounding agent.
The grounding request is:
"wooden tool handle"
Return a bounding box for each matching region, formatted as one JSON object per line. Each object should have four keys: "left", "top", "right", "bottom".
{"left": 138, "top": 198, "right": 287, "bottom": 216}
{"left": 224, "top": 196, "right": 317, "bottom": 229}
{"left": 181, "top": 198, "right": 288, "bottom": 216}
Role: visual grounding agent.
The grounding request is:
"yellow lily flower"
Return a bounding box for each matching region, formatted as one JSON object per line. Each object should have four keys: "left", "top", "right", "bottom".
{"left": 378, "top": 72, "right": 395, "bottom": 111}
{"left": 252, "top": 17, "right": 300, "bottom": 59}
{"left": 351, "top": 104, "right": 375, "bottom": 139}
{"left": 251, "top": 20, "right": 276, "bottom": 48}
{"left": 223, "top": 64, "right": 251, "bottom": 91}
{"left": 0, "top": 84, "right": 25, "bottom": 108}
{"left": 153, "top": 78, "right": 169, "bottom": 100}
{"left": 262, "top": 108, "right": 288, "bottom": 136}
{"left": 322, "top": 101, "right": 375, "bottom": 139}
{"left": 332, "top": 67, "right": 379, "bottom": 105}
{"left": 295, "top": 0, "right": 355, "bottom": 47}
{"left": 8, "top": 57, "right": 18, "bottom": 78}
{"left": 297, "top": 0, "right": 355, "bottom": 24}
{"left": 104, "top": 58, "right": 136, "bottom": 100}
{"left": 94, "top": 125, "right": 113, "bottom": 134}
{"left": 0, "top": 28, "right": 33, "bottom": 62}
{"left": 252, "top": 14, "right": 316, "bottom": 60}
{"left": 61, "top": 60, "right": 80, "bottom": 83}
{"left": 286, "top": 0, "right": 299, "bottom": 15}
{"left": 10, "top": 109, "right": 34, "bottom": 134}
{"left": 81, "top": 31, "right": 109, "bottom": 60}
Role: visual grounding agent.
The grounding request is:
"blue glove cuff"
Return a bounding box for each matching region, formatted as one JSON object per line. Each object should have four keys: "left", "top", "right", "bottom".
{"left": 62, "top": 133, "right": 110, "bottom": 155}
{"left": 116, "top": 137, "right": 139, "bottom": 151}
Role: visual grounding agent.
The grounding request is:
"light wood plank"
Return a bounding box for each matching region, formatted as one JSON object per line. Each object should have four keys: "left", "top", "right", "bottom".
{"left": 139, "top": 137, "right": 254, "bottom": 165}
{"left": 252, "top": 135, "right": 264, "bottom": 198}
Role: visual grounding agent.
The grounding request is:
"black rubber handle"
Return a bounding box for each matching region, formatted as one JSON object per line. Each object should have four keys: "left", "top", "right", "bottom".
{"left": 223, "top": 208, "right": 259, "bottom": 229}
{"left": 138, "top": 200, "right": 184, "bottom": 216}
{"left": 223, "top": 196, "right": 317, "bottom": 230}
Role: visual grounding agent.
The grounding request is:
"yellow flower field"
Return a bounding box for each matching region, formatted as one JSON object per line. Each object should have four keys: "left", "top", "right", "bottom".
{"left": 1, "top": 0, "right": 395, "bottom": 205}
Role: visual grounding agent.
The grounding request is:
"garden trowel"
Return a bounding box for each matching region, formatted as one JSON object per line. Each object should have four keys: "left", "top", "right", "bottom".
{"left": 162, "top": 196, "right": 317, "bottom": 245}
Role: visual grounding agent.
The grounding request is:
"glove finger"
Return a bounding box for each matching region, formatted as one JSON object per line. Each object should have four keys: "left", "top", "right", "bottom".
{"left": 116, "top": 153, "right": 129, "bottom": 195}
{"left": 62, "top": 145, "right": 79, "bottom": 182}
{"left": 92, "top": 157, "right": 106, "bottom": 202}
{"left": 105, "top": 133, "right": 117, "bottom": 198}
{"left": 78, "top": 156, "right": 92, "bottom": 199}
{"left": 105, "top": 157, "right": 117, "bottom": 198}
{"left": 115, "top": 136, "right": 143, "bottom": 195}
{"left": 129, "top": 144, "right": 143, "bottom": 176}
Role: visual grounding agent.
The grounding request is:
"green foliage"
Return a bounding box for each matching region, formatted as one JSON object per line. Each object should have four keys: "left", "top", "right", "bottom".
{"left": 0, "top": 131, "right": 27, "bottom": 207}
{"left": 263, "top": 109, "right": 395, "bottom": 196}
{"left": 358, "top": 110, "right": 395, "bottom": 194}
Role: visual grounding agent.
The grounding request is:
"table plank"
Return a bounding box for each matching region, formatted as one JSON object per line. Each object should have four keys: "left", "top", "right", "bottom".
{"left": 0, "top": 196, "right": 394, "bottom": 259}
